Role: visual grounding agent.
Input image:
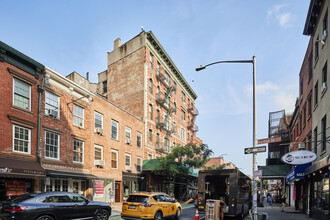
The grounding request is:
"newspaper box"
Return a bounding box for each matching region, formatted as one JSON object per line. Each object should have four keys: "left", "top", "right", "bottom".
{"left": 205, "top": 199, "right": 220, "bottom": 220}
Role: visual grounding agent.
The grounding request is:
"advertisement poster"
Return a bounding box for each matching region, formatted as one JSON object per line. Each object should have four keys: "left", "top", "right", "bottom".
{"left": 6, "top": 180, "right": 26, "bottom": 196}
{"left": 94, "top": 180, "right": 104, "bottom": 198}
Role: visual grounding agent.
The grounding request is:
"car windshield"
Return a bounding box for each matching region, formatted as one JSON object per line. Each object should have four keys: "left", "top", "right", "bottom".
{"left": 127, "top": 195, "right": 149, "bottom": 203}
{"left": 8, "top": 194, "right": 36, "bottom": 202}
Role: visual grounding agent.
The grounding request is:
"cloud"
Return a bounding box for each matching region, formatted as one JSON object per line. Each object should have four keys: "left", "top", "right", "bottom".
{"left": 267, "top": 4, "right": 294, "bottom": 28}
{"left": 246, "top": 81, "right": 279, "bottom": 94}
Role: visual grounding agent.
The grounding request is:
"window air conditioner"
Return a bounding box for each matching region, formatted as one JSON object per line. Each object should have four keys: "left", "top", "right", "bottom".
{"left": 322, "top": 29, "right": 328, "bottom": 41}
{"left": 298, "top": 143, "right": 306, "bottom": 150}
{"left": 125, "top": 137, "right": 132, "bottom": 145}
{"left": 95, "top": 127, "right": 103, "bottom": 135}
{"left": 321, "top": 82, "right": 327, "bottom": 92}
{"left": 126, "top": 166, "right": 133, "bottom": 171}
{"left": 95, "top": 160, "right": 105, "bottom": 167}
{"left": 48, "top": 109, "right": 58, "bottom": 118}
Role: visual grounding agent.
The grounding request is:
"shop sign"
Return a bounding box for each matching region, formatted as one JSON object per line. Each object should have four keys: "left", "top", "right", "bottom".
{"left": 94, "top": 180, "right": 104, "bottom": 198}
{"left": 6, "top": 180, "right": 25, "bottom": 196}
{"left": 281, "top": 150, "right": 317, "bottom": 165}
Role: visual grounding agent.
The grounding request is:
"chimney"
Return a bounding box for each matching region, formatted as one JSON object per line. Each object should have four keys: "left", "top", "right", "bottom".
{"left": 114, "top": 38, "right": 121, "bottom": 49}
{"left": 86, "top": 72, "right": 89, "bottom": 81}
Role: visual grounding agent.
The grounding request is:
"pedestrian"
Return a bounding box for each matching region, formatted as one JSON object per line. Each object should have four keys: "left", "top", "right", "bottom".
{"left": 281, "top": 192, "right": 287, "bottom": 212}
{"left": 219, "top": 197, "right": 226, "bottom": 220}
{"left": 109, "top": 188, "right": 115, "bottom": 208}
{"left": 267, "top": 193, "right": 273, "bottom": 207}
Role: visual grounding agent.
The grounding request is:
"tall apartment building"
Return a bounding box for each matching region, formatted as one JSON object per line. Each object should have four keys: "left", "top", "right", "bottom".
{"left": 99, "top": 31, "right": 200, "bottom": 159}
{"left": 303, "top": 0, "right": 330, "bottom": 219}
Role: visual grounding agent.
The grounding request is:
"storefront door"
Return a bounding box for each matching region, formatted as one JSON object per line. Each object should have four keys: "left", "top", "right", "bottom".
{"left": 115, "top": 182, "right": 120, "bottom": 203}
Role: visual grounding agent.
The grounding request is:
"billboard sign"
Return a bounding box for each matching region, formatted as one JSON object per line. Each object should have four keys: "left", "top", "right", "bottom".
{"left": 281, "top": 150, "right": 317, "bottom": 165}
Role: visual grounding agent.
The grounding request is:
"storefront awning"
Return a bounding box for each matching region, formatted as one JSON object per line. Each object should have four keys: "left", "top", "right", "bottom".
{"left": 258, "top": 164, "right": 292, "bottom": 177}
{"left": 286, "top": 163, "right": 311, "bottom": 182}
{"left": 304, "top": 155, "right": 330, "bottom": 175}
{"left": 0, "top": 157, "right": 46, "bottom": 179}
{"left": 46, "top": 170, "right": 97, "bottom": 179}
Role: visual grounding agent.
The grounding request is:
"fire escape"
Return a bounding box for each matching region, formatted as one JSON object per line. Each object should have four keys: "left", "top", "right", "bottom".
{"left": 155, "top": 67, "right": 176, "bottom": 153}
{"left": 188, "top": 103, "right": 199, "bottom": 143}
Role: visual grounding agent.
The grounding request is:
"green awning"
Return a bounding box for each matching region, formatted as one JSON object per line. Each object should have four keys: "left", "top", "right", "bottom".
{"left": 258, "top": 164, "right": 292, "bottom": 177}
{"left": 142, "top": 159, "right": 198, "bottom": 177}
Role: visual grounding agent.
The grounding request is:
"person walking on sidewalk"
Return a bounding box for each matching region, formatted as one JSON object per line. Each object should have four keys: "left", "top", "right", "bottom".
{"left": 219, "top": 197, "right": 226, "bottom": 220}
{"left": 109, "top": 188, "right": 115, "bottom": 208}
{"left": 267, "top": 193, "right": 273, "bottom": 206}
{"left": 281, "top": 192, "right": 287, "bottom": 212}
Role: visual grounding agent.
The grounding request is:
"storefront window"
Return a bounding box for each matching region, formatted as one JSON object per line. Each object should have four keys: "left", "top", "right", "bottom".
{"left": 312, "top": 171, "right": 329, "bottom": 214}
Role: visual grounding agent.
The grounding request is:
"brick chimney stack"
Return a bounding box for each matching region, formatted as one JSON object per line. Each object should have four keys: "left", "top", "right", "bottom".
{"left": 114, "top": 38, "right": 121, "bottom": 49}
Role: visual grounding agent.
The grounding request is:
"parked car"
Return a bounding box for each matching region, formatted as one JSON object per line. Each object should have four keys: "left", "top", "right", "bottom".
{"left": 121, "top": 192, "right": 181, "bottom": 220}
{"left": 0, "top": 192, "right": 111, "bottom": 220}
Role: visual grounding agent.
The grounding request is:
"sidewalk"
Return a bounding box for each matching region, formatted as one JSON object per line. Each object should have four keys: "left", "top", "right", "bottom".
{"left": 109, "top": 203, "right": 195, "bottom": 219}
{"left": 244, "top": 203, "right": 317, "bottom": 220}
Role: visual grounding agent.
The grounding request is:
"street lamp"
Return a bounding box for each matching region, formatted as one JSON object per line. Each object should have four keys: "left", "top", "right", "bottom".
{"left": 196, "top": 56, "right": 258, "bottom": 219}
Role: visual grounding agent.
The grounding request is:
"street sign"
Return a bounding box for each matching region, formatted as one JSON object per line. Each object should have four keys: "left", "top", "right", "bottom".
{"left": 257, "top": 137, "right": 281, "bottom": 145}
{"left": 253, "top": 170, "right": 262, "bottom": 177}
{"left": 244, "top": 146, "right": 266, "bottom": 154}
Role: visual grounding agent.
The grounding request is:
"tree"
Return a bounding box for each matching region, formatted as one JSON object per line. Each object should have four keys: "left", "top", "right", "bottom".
{"left": 152, "top": 143, "right": 213, "bottom": 197}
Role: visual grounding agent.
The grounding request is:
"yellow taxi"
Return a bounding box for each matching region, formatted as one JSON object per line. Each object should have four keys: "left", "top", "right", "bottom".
{"left": 121, "top": 192, "right": 182, "bottom": 220}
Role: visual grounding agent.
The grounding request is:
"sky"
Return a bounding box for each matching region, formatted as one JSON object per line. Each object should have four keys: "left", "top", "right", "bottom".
{"left": 1, "top": 0, "right": 311, "bottom": 176}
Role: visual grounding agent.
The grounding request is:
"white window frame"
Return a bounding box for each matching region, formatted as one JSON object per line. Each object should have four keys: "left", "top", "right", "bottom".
{"left": 73, "top": 139, "right": 84, "bottom": 164}
{"left": 125, "top": 153, "right": 132, "bottom": 171}
{"left": 111, "top": 149, "right": 118, "bottom": 169}
{"left": 94, "top": 111, "right": 103, "bottom": 132}
{"left": 137, "top": 157, "right": 142, "bottom": 173}
{"left": 125, "top": 126, "right": 132, "bottom": 140}
{"left": 45, "top": 131, "right": 60, "bottom": 160}
{"left": 13, "top": 78, "right": 31, "bottom": 110}
{"left": 181, "top": 127, "right": 186, "bottom": 141}
{"left": 13, "top": 124, "right": 31, "bottom": 154}
{"left": 94, "top": 145, "right": 103, "bottom": 166}
{"left": 45, "top": 91, "right": 60, "bottom": 118}
{"left": 111, "top": 120, "right": 118, "bottom": 140}
{"left": 137, "top": 132, "right": 142, "bottom": 148}
{"left": 73, "top": 105, "right": 84, "bottom": 127}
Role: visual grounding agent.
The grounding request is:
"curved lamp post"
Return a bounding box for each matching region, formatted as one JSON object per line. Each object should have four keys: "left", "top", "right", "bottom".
{"left": 196, "top": 56, "right": 258, "bottom": 219}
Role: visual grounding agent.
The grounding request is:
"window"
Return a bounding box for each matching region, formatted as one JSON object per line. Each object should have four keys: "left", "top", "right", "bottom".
{"left": 148, "top": 129, "right": 152, "bottom": 145}
{"left": 165, "top": 71, "right": 170, "bottom": 85}
{"left": 181, "top": 91, "right": 186, "bottom": 103}
{"left": 322, "top": 62, "right": 327, "bottom": 92}
{"left": 174, "top": 102, "right": 177, "bottom": 114}
{"left": 300, "top": 79, "right": 303, "bottom": 98}
{"left": 156, "top": 133, "right": 160, "bottom": 147}
{"left": 323, "top": 11, "right": 328, "bottom": 40}
{"left": 149, "top": 104, "right": 153, "bottom": 120}
{"left": 173, "top": 122, "right": 176, "bottom": 135}
{"left": 73, "top": 105, "right": 84, "bottom": 127}
{"left": 308, "top": 93, "right": 312, "bottom": 117}
{"left": 157, "top": 62, "right": 160, "bottom": 74}
{"left": 94, "top": 145, "right": 103, "bottom": 164}
{"left": 73, "top": 139, "right": 84, "bottom": 163}
{"left": 314, "top": 82, "right": 318, "bottom": 107}
{"left": 149, "top": 52, "right": 153, "bottom": 68}
{"left": 181, "top": 109, "right": 186, "bottom": 121}
{"left": 125, "top": 126, "right": 132, "bottom": 142}
{"left": 13, "top": 125, "right": 31, "bottom": 154}
{"left": 309, "top": 53, "right": 313, "bottom": 82}
{"left": 149, "top": 79, "right": 153, "bottom": 94}
{"left": 45, "top": 91, "right": 60, "bottom": 118}
{"left": 156, "top": 110, "right": 160, "bottom": 123}
{"left": 321, "top": 115, "right": 326, "bottom": 152}
{"left": 45, "top": 131, "right": 60, "bottom": 159}
{"left": 314, "top": 127, "right": 318, "bottom": 154}
{"left": 111, "top": 150, "right": 118, "bottom": 169}
{"left": 125, "top": 153, "right": 131, "bottom": 166}
{"left": 299, "top": 114, "right": 302, "bottom": 134}
{"left": 164, "top": 138, "right": 169, "bottom": 151}
{"left": 111, "top": 120, "right": 118, "bottom": 140}
{"left": 173, "top": 82, "right": 177, "bottom": 94}
{"left": 303, "top": 104, "right": 306, "bottom": 127}
{"left": 103, "top": 80, "right": 107, "bottom": 93}
{"left": 137, "top": 132, "right": 142, "bottom": 148}
{"left": 13, "top": 78, "right": 31, "bottom": 110}
{"left": 315, "top": 36, "right": 319, "bottom": 61}
{"left": 94, "top": 112, "right": 103, "bottom": 132}
{"left": 307, "top": 133, "right": 312, "bottom": 151}
{"left": 181, "top": 128, "right": 186, "bottom": 141}
{"left": 137, "top": 157, "right": 142, "bottom": 172}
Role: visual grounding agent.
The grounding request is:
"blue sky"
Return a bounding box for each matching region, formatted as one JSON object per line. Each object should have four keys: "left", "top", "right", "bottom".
{"left": 1, "top": 0, "right": 311, "bottom": 175}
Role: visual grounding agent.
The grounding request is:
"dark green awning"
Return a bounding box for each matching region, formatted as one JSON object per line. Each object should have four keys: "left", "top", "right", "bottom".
{"left": 258, "top": 164, "right": 292, "bottom": 177}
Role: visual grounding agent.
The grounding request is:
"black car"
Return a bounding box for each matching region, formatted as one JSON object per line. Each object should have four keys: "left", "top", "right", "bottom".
{"left": 0, "top": 192, "right": 111, "bottom": 220}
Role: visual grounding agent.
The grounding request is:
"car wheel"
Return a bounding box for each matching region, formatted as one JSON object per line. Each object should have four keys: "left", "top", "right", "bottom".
{"left": 174, "top": 208, "right": 181, "bottom": 219}
{"left": 35, "top": 215, "right": 54, "bottom": 220}
{"left": 154, "top": 211, "right": 162, "bottom": 220}
{"left": 96, "top": 209, "right": 110, "bottom": 220}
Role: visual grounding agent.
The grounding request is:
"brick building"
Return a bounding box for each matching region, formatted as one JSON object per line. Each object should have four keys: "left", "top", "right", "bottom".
{"left": 0, "top": 41, "right": 46, "bottom": 199}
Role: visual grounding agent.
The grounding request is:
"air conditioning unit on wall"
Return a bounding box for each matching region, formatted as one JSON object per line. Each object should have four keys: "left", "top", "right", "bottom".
{"left": 48, "top": 109, "right": 58, "bottom": 118}
{"left": 95, "top": 160, "right": 105, "bottom": 167}
{"left": 126, "top": 166, "right": 133, "bottom": 171}
{"left": 95, "top": 127, "right": 103, "bottom": 135}
{"left": 125, "top": 137, "right": 132, "bottom": 145}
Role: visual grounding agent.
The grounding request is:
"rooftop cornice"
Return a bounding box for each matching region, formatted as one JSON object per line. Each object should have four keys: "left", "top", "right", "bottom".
{"left": 303, "top": 0, "right": 324, "bottom": 36}
{"left": 146, "top": 31, "right": 197, "bottom": 100}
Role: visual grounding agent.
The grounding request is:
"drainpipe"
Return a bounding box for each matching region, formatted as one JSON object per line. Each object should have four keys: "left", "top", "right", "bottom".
{"left": 37, "top": 72, "right": 45, "bottom": 166}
